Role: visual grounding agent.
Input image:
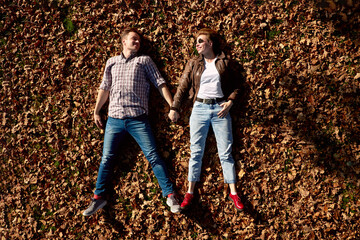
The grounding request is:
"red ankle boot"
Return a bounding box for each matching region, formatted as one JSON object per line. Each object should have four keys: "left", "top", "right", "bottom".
{"left": 180, "top": 193, "right": 194, "bottom": 209}
{"left": 229, "top": 193, "right": 244, "bottom": 211}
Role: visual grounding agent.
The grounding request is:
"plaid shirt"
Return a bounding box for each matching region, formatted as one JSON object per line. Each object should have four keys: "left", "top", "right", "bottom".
{"left": 100, "top": 53, "right": 166, "bottom": 119}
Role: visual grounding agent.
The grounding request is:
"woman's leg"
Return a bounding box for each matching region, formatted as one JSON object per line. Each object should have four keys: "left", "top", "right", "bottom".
{"left": 212, "top": 106, "right": 244, "bottom": 210}
{"left": 188, "top": 102, "right": 211, "bottom": 183}
{"left": 229, "top": 183, "right": 237, "bottom": 195}
{"left": 211, "top": 108, "right": 236, "bottom": 185}
{"left": 181, "top": 102, "right": 211, "bottom": 209}
{"left": 187, "top": 181, "right": 196, "bottom": 193}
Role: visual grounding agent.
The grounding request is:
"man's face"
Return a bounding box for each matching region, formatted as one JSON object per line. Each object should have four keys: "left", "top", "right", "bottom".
{"left": 122, "top": 32, "right": 141, "bottom": 53}
{"left": 196, "top": 34, "right": 213, "bottom": 55}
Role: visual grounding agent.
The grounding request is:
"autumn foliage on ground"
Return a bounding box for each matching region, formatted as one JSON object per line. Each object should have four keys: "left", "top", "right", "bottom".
{"left": 1, "top": 0, "right": 360, "bottom": 239}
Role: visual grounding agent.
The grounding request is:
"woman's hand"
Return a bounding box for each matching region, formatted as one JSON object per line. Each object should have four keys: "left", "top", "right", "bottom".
{"left": 168, "top": 110, "right": 180, "bottom": 122}
{"left": 218, "top": 100, "right": 233, "bottom": 118}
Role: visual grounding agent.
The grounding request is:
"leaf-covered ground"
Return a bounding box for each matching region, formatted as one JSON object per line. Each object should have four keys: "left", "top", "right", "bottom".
{"left": 1, "top": 0, "right": 359, "bottom": 239}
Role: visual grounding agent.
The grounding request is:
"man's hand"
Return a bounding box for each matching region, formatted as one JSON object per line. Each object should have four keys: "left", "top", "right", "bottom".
{"left": 93, "top": 89, "right": 109, "bottom": 129}
{"left": 217, "top": 100, "right": 233, "bottom": 118}
{"left": 94, "top": 113, "right": 105, "bottom": 129}
{"left": 168, "top": 110, "right": 180, "bottom": 122}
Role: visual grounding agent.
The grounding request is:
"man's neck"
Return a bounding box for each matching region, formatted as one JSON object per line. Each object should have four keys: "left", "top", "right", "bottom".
{"left": 122, "top": 50, "right": 136, "bottom": 59}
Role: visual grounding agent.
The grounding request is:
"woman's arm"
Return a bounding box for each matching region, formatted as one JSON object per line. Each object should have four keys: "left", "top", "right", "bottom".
{"left": 168, "top": 60, "right": 194, "bottom": 122}
{"left": 171, "top": 60, "right": 194, "bottom": 111}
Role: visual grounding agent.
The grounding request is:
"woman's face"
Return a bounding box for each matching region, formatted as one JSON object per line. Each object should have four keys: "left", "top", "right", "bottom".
{"left": 196, "top": 34, "right": 213, "bottom": 55}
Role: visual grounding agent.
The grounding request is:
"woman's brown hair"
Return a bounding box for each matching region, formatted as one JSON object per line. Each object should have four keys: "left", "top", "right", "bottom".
{"left": 196, "top": 28, "right": 221, "bottom": 55}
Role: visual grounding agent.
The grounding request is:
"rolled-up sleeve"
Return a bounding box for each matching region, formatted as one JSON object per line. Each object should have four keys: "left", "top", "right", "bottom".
{"left": 99, "top": 58, "right": 114, "bottom": 91}
{"left": 143, "top": 56, "right": 166, "bottom": 88}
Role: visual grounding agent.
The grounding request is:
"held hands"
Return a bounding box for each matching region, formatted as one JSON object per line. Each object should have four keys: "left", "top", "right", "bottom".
{"left": 218, "top": 100, "right": 233, "bottom": 118}
{"left": 94, "top": 113, "right": 105, "bottom": 129}
{"left": 168, "top": 109, "right": 180, "bottom": 122}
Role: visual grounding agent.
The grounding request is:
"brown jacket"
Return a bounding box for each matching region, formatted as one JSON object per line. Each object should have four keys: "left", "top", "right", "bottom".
{"left": 172, "top": 52, "right": 245, "bottom": 110}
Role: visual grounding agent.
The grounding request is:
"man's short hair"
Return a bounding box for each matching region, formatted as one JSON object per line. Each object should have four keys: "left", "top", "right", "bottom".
{"left": 196, "top": 28, "right": 221, "bottom": 55}
{"left": 121, "top": 27, "right": 142, "bottom": 42}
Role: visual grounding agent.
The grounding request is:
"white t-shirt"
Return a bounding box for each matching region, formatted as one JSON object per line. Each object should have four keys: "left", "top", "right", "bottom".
{"left": 197, "top": 58, "right": 224, "bottom": 99}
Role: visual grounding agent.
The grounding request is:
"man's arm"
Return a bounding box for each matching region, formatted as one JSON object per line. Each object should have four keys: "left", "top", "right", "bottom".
{"left": 158, "top": 84, "right": 180, "bottom": 122}
{"left": 158, "top": 83, "right": 173, "bottom": 107}
{"left": 94, "top": 89, "right": 109, "bottom": 129}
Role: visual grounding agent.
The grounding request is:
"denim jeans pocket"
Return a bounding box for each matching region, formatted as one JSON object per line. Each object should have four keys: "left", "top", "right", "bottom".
{"left": 193, "top": 101, "right": 201, "bottom": 107}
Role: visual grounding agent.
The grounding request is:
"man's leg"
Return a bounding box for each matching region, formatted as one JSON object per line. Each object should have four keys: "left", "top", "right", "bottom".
{"left": 126, "top": 115, "right": 180, "bottom": 213}
{"left": 94, "top": 117, "right": 127, "bottom": 197}
{"left": 83, "top": 117, "right": 126, "bottom": 216}
{"left": 126, "top": 115, "right": 173, "bottom": 197}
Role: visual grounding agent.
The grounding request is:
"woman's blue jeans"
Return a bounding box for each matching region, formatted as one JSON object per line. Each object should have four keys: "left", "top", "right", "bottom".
{"left": 94, "top": 115, "right": 174, "bottom": 197}
{"left": 188, "top": 101, "right": 236, "bottom": 183}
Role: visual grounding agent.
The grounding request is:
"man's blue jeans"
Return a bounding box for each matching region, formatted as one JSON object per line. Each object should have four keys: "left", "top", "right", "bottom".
{"left": 188, "top": 101, "right": 236, "bottom": 183}
{"left": 94, "top": 115, "right": 174, "bottom": 197}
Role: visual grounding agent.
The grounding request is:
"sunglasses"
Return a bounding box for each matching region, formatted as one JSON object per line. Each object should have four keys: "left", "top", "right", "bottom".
{"left": 197, "top": 38, "right": 205, "bottom": 44}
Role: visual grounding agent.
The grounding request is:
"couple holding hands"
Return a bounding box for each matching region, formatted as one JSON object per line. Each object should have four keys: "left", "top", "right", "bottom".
{"left": 83, "top": 27, "right": 245, "bottom": 216}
